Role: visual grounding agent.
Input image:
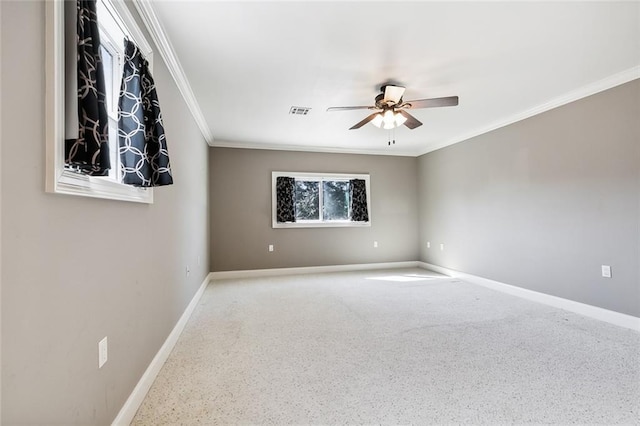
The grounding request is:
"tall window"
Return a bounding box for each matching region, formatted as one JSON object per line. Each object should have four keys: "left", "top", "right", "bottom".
{"left": 272, "top": 172, "right": 371, "bottom": 228}
{"left": 46, "top": 0, "right": 155, "bottom": 202}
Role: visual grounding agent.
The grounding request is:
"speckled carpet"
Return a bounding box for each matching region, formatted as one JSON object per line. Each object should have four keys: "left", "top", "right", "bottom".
{"left": 131, "top": 268, "right": 640, "bottom": 425}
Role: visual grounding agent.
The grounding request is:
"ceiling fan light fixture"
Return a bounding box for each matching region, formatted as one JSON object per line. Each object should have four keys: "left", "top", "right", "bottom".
{"left": 371, "top": 114, "right": 384, "bottom": 128}
{"left": 382, "top": 109, "right": 396, "bottom": 129}
{"left": 375, "top": 109, "right": 406, "bottom": 129}
{"left": 327, "top": 85, "right": 457, "bottom": 131}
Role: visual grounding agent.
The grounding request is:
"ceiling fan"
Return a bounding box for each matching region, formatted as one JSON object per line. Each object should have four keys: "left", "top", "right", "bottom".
{"left": 327, "top": 84, "right": 459, "bottom": 130}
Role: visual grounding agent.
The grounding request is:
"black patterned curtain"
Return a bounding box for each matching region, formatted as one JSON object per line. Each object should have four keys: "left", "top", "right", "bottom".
{"left": 349, "top": 179, "right": 369, "bottom": 222}
{"left": 118, "top": 39, "right": 173, "bottom": 187}
{"left": 276, "top": 177, "right": 296, "bottom": 222}
{"left": 65, "top": 0, "right": 110, "bottom": 176}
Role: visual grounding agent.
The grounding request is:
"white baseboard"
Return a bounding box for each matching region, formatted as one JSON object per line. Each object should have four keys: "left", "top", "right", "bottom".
{"left": 111, "top": 273, "right": 212, "bottom": 426}
{"left": 419, "top": 262, "right": 640, "bottom": 332}
{"left": 111, "top": 262, "right": 638, "bottom": 425}
{"left": 210, "top": 261, "right": 421, "bottom": 280}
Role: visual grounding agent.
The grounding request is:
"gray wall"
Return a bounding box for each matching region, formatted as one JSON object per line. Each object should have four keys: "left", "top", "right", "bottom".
{"left": 210, "top": 148, "right": 419, "bottom": 271}
{"left": 0, "top": 2, "right": 3, "bottom": 420}
{"left": 1, "top": 2, "right": 209, "bottom": 424}
{"left": 418, "top": 80, "right": 640, "bottom": 317}
{"left": 1, "top": 2, "right": 636, "bottom": 422}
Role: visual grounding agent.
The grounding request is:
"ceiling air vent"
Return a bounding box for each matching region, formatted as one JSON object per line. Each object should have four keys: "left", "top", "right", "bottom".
{"left": 289, "top": 106, "right": 311, "bottom": 116}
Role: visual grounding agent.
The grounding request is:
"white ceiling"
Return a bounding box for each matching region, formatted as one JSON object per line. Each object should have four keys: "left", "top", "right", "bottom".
{"left": 149, "top": 1, "right": 640, "bottom": 157}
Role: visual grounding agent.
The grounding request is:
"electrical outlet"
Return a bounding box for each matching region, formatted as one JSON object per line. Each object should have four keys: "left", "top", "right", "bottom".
{"left": 268, "top": 244, "right": 274, "bottom": 252}
{"left": 185, "top": 266, "right": 190, "bottom": 277}
{"left": 601, "top": 265, "right": 612, "bottom": 278}
{"left": 427, "top": 241, "right": 431, "bottom": 248}
{"left": 440, "top": 243, "right": 445, "bottom": 251}
{"left": 98, "top": 337, "right": 108, "bottom": 369}
{"left": 373, "top": 241, "right": 378, "bottom": 248}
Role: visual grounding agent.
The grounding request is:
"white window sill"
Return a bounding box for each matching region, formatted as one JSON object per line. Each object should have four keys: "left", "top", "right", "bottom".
{"left": 50, "top": 170, "right": 153, "bottom": 203}
{"left": 272, "top": 221, "right": 371, "bottom": 229}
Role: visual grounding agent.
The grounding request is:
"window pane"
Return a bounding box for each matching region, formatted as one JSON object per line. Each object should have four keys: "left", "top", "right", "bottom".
{"left": 295, "top": 181, "right": 319, "bottom": 220}
{"left": 323, "top": 180, "right": 349, "bottom": 220}
{"left": 100, "top": 45, "right": 114, "bottom": 113}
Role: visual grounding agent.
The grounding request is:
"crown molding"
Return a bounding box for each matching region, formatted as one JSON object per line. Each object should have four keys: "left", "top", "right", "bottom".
{"left": 209, "top": 139, "right": 418, "bottom": 157}
{"left": 113, "top": 4, "right": 639, "bottom": 158}
{"left": 131, "top": 0, "right": 214, "bottom": 145}
{"left": 210, "top": 66, "right": 639, "bottom": 158}
{"left": 417, "top": 66, "right": 640, "bottom": 157}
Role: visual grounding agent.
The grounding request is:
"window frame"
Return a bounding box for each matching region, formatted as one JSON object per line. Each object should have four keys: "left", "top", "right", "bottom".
{"left": 45, "top": 0, "right": 155, "bottom": 203}
{"left": 271, "top": 171, "right": 372, "bottom": 229}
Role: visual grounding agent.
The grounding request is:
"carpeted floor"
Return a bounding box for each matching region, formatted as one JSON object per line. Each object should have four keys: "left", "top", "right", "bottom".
{"left": 131, "top": 268, "right": 640, "bottom": 425}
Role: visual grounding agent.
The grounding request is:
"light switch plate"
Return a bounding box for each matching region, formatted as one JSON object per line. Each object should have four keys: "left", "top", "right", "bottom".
{"left": 601, "top": 265, "right": 612, "bottom": 278}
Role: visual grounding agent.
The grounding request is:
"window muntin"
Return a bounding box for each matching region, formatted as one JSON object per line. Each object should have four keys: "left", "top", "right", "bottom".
{"left": 272, "top": 172, "right": 371, "bottom": 228}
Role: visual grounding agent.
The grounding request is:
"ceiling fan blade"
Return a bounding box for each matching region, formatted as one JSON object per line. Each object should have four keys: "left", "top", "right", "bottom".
{"left": 383, "top": 85, "right": 406, "bottom": 104}
{"left": 349, "top": 112, "right": 380, "bottom": 130}
{"left": 398, "top": 110, "right": 423, "bottom": 129}
{"left": 327, "top": 106, "right": 375, "bottom": 112}
{"left": 403, "top": 96, "right": 459, "bottom": 109}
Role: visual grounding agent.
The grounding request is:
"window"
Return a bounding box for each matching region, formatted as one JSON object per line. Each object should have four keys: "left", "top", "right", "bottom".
{"left": 294, "top": 179, "right": 350, "bottom": 221}
{"left": 46, "top": 0, "right": 154, "bottom": 202}
{"left": 94, "top": 0, "right": 126, "bottom": 182}
{"left": 272, "top": 172, "right": 371, "bottom": 228}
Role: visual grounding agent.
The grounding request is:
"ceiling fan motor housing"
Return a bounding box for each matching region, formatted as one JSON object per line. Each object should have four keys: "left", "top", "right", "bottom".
{"left": 375, "top": 93, "right": 402, "bottom": 109}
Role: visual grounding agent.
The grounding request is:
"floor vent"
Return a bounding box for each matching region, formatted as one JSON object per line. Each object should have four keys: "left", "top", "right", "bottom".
{"left": 289, "top": 106, "right": 311, "bottom": 115}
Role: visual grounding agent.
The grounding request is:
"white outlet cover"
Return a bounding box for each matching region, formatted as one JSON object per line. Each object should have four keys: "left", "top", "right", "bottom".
{"left": 440, "top": 243, "right": 445, "bottom": 251}
{"left": 601, "top": 265, "right": 612, "bottom": 278}
{"left": 98, "top": 336, "right": 108, "bottom": 368}
{"left": 427, "top": 242, "right": 431, "bottom": 248}
{"left": 373, "top": 241, "right": 378, "bottom": 248}
{"left": 268, "top": 244, "right": 274, "bottom": 252}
